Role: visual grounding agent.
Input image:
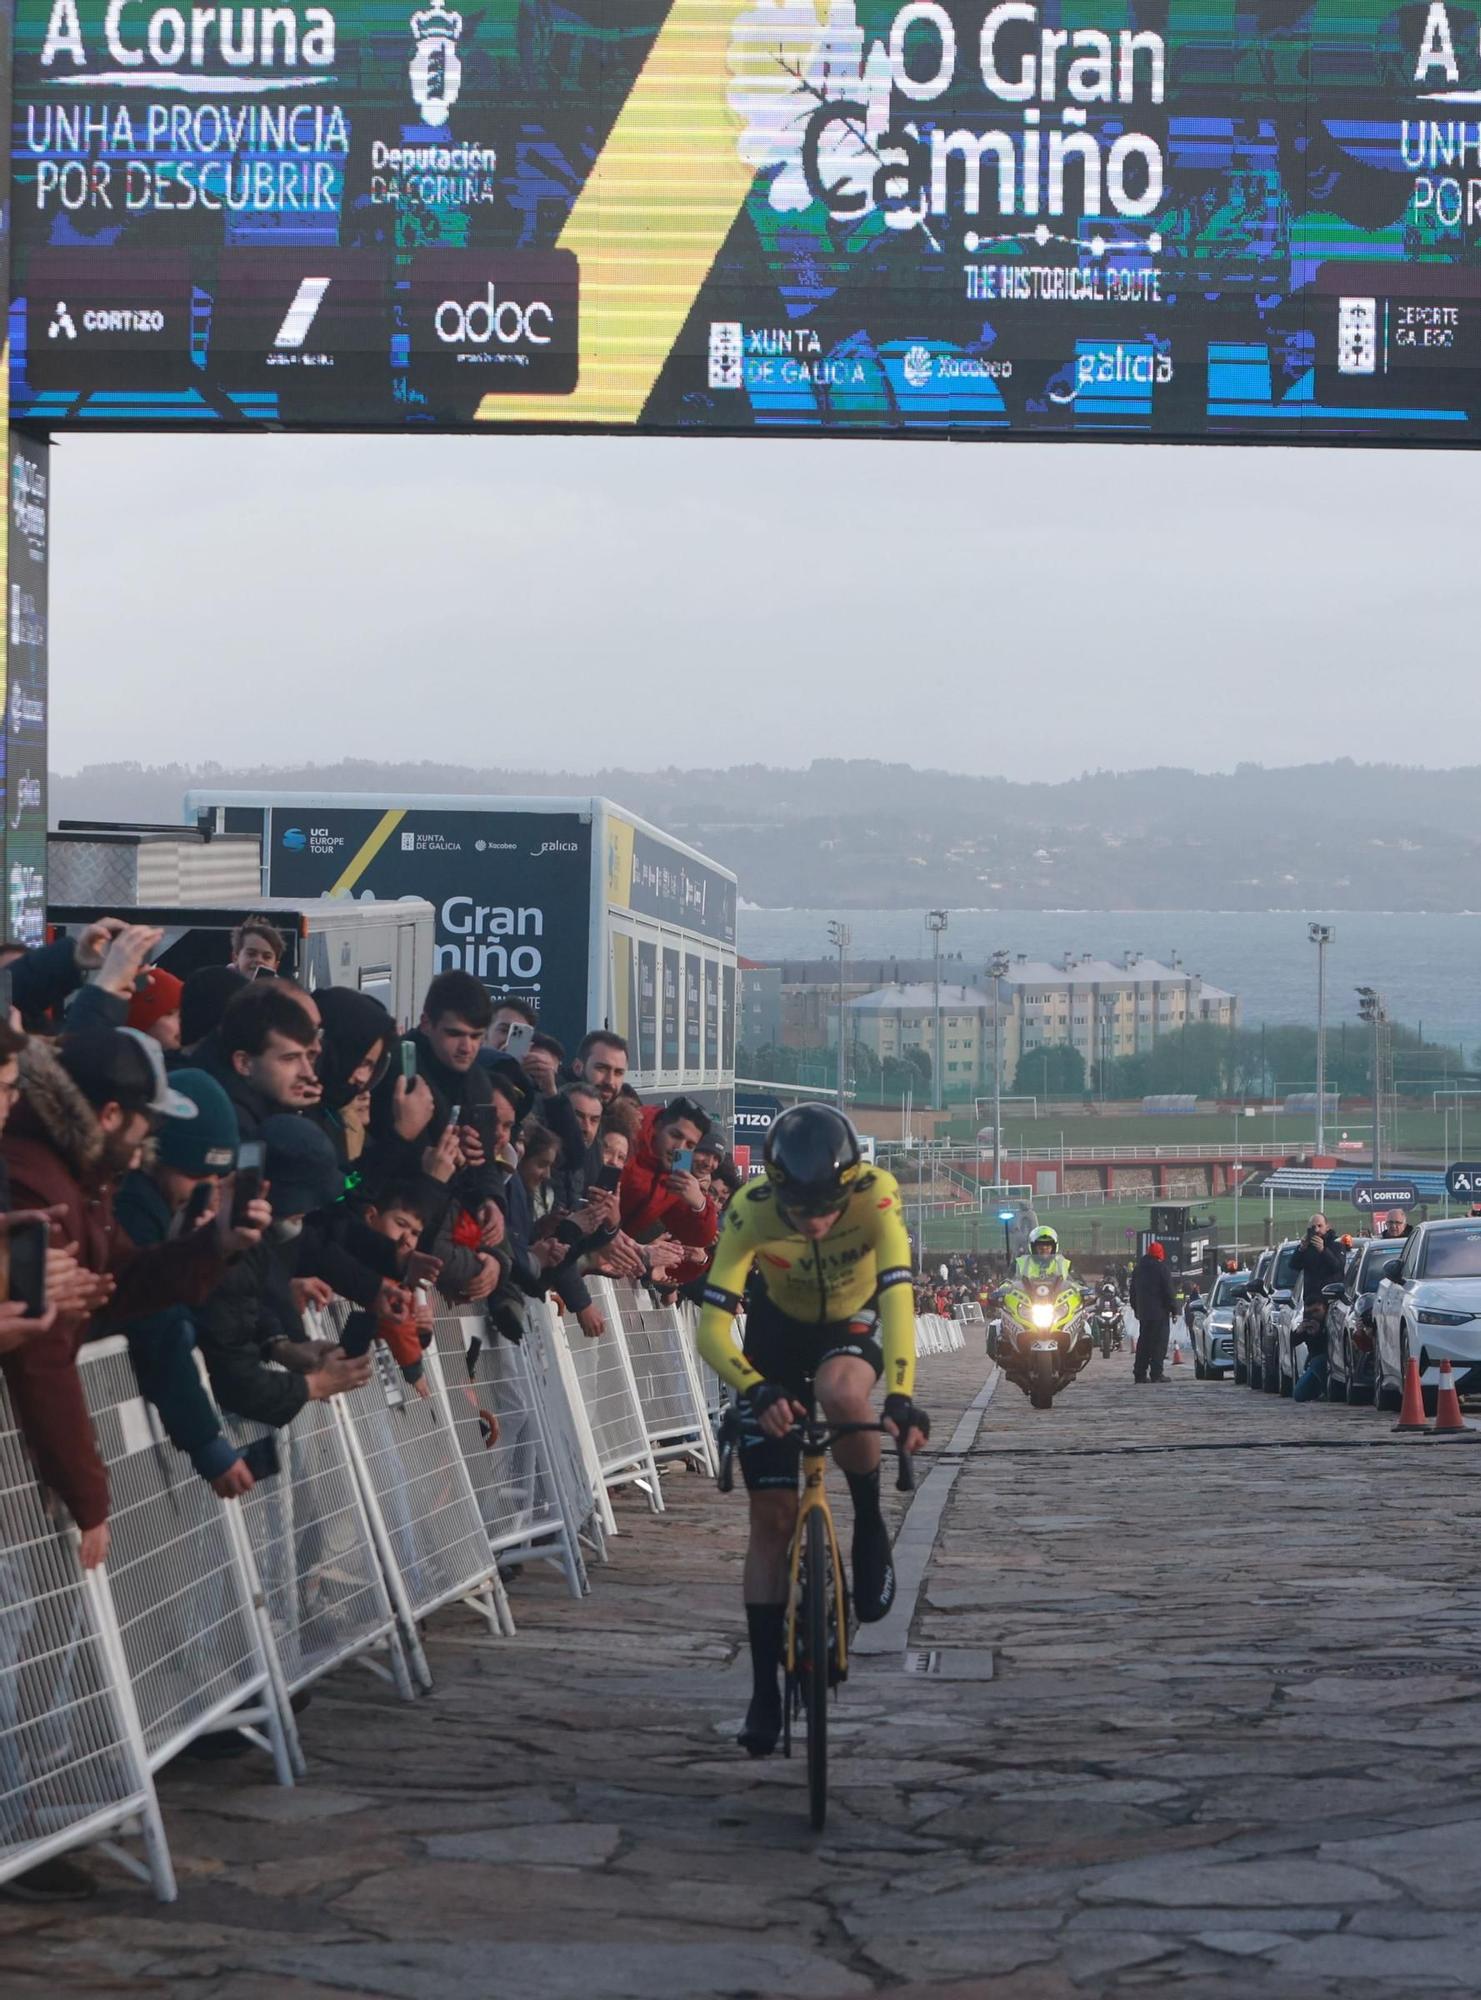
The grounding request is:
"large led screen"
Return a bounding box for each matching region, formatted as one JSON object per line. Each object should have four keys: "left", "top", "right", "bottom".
{"left": 12, "top": 0, "right": 1481, "bottom": 439}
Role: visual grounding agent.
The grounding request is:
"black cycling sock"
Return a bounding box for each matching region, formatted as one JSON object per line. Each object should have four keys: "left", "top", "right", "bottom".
{"left": 745, "top": 1602, "right": 786, "bottom": 1699}
{"left": 739, "top": 1603, "right": 786, "bottom": 1756}
{"left": 845, "top": 1464, "right": 883, "bottom": 1527}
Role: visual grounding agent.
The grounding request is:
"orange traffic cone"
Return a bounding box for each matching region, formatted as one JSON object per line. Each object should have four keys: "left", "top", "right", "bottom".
{"left": 1429, "top": 1360, "right": 1475, "bottom": 1438}
{"left": 1173, "top": 1344, "right": 1184, "bottom": 1366}
{"left": 1394, "top": 1356, "right": 1428, "bottom": 1433}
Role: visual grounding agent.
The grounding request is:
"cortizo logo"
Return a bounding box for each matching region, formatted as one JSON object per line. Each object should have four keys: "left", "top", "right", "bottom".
{"left": 435, "top": 283, "right": 553, "bottom": 347}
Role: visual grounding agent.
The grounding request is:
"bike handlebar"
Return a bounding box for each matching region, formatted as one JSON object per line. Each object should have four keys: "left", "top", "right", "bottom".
{"left": 716, "top": 1412, "right": 917, "bottom": 1495}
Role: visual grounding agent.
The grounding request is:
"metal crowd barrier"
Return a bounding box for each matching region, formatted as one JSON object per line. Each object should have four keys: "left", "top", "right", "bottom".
{"left": 431, "top": 1296, "right": 593, "bottom": 1604}
{"left": 222, "top": 1394, "right": 415, "bottom": 1703}
{"left": 554, "top": 1287, "right": 664, "bottom": 1518}
{"left": 311, "top": 1304, "right": 512, "bottom": 1683}
{"left": 603, "top": 1283, "right": 717, "bottom": 1478}
{"left": 0, "top": 1372, "right": 176, "bottom": 1901}
{"left": 76, "top": 1340, "right": 298, "bottom": 1783}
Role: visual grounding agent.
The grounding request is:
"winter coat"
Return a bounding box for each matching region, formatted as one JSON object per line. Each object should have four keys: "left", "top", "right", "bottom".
{"left": 194, "top": 1234, "right": 311, "bottom": 1430}
{"left": 368, "top": 1028, "right": 503, "bottom": 1212}
{"left": 0, "top": 1040, "right": 226, "bottom": 1529}
{"left": 619, "top": 1107, "right": 719, "bottom": 1251}
{"left": 1292, "top": 1229, "right": 1346, "bottom": 1297}
{"left": 1129, "top": 1253, "right": 1175, "bottom": 1333}
{"left": 114, "top": 1171, "right": 242, "bottom": 1483}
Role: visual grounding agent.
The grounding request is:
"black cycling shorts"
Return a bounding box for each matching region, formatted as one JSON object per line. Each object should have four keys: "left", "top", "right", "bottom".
{"left": 736, "top": 1291, "right": 882, "bottom": 1493}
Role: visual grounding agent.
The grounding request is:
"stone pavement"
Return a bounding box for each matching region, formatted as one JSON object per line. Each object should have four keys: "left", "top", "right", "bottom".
{"left": 7, "top": 1340, "right": 1481, "bottom": 1998}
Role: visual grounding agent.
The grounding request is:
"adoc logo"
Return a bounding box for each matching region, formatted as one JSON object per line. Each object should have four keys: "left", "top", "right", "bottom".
{"left": 435, "top": 284, "right": 553, "bottom": 347}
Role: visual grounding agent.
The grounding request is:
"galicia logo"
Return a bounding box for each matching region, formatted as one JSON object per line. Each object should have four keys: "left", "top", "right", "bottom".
{"left": 281, "top": 827, "right": 308, "bottom": 851}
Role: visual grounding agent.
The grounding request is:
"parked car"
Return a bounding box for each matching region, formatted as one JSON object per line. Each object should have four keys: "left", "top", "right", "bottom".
{"left": 1325, "top": 1237, "right": 1387, "bottom": 1405}
{"left": 1373, "top": 1217, "right": 1481, "bottom": 1414}
{"left": 1248, "top": 1240, "right": 1301, "bottom": 1393}
{"left": 1192, "top": 1269, "right": 1249, "bottom": 1380}
{"left": 1233, "top": 1250, "right": 1273, "bottom": 1385}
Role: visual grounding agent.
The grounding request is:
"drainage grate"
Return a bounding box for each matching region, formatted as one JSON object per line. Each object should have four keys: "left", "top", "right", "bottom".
{"left": 904, "top": 1649, "right": 943, "bottom": 1676}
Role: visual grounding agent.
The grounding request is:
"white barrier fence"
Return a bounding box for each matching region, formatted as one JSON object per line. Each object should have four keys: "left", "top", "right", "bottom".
{"left": 2, "top": 1292, "right": 958, "bottom": 1900}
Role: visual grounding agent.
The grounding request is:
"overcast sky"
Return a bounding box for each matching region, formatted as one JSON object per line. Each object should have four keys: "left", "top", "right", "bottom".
{"left": 47, "top": 433, "right": 1474, "bottom": 783}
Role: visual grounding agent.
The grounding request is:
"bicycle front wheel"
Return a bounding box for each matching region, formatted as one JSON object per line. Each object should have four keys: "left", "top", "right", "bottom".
{"left": 805, "top": 1506, "right": 829, "bottom": 1832}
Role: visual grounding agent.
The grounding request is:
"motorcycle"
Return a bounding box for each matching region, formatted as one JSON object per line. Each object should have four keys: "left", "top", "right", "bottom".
{"left": 1091, "top": 1295, "right": 1125, "bottom": 1358}
{"left": 993, "top": 1275, "right": 1093, "bottom": 1409}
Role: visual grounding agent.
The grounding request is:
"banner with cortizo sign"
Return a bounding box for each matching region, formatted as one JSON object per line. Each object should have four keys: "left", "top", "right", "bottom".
{"left": 15, "top": 0, "right": 1481, "bottom": 443}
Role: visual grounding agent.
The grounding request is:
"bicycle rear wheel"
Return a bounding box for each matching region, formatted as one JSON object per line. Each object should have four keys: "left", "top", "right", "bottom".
{"left": 804, "top": 1507, "right": 829, "bottom": 1831}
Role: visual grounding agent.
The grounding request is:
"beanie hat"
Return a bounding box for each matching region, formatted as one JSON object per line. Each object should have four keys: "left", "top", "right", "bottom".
{"left": 262, "top": 1113, "right": 342, "bottom": 1219}
{"left": 156, "top": 1069, "right": 239, "bottom": 1177}
{"left": 1148, "top": 1242, "right": 1166, "bottom": 1260}
{"left": 127, "top": 967, "right": 184, "bottom": 1036}
{"left": 179, "top": 965, "right": 248, "bottom": 1050}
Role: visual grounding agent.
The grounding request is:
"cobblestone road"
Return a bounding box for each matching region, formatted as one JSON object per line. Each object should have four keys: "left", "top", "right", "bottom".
{"left": 7, "top": 1340, "right": 1481, "bottom": 1997}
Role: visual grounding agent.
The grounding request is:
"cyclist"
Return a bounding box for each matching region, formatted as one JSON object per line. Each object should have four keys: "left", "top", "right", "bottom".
{"left": 696, "top": 1104, "right": 930, "bottom": 1758}
{"left": 1015, "top": 1225, "right": 1071, "bottom": 1283}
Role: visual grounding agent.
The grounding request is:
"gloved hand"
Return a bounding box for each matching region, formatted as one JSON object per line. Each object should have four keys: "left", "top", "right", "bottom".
{"left": 883, "top": 1393, "right": 931, "bottom": 1451}
{"left": 747, "top": 1381, "right": 801, "bottom": 1439}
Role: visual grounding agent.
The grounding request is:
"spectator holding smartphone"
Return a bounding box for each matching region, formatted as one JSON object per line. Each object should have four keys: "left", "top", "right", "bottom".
{"left": 619, "top": 1096, "right": 720, "bottom": 1254}
{"left": 115, "top": 1069, "right": 256, "bottom": 1497}
{"left": 230, "top": 917, "right": 286, "bottom": 980}
{"left": 195, "top": 1116, "right": 372, "bottom": 1427}
{"left": 1, "top": 1028, "right": 270, "bottom": 1570}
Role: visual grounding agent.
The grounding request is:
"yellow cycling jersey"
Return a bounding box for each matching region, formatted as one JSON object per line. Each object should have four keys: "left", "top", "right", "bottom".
{"left": 696, "top": 1167, "right": 916, "bottom": 1400}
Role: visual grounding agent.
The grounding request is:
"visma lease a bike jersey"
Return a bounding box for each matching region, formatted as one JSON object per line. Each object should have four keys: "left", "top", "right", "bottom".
{"left": 696, "top": 1169, "right": 916, "bottom": 1400}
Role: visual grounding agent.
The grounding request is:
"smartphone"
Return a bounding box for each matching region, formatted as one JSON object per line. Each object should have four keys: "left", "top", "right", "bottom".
{"left": 3, "top": 1214, "right": 47, "bottom": 1318}
{"left": 232, "top": 1141, "right": 266, "bottom": 1226}
{"left": 504, "top": 1021, "right": 534, "bottom": 1060}
{"left": 672, "top": 1148, "right": 694, "bottom": 1175}
{"left": 449, "top": 1103, "right": 462, "bottom": 1129}
{"left": 596, "top": 1163, "right": 623, "bottom": 1194}
{"left": 182, "top": 1180, "right": 215, "bottom": 1228}
{"left": 239, "top": 1434, "right": 281, "bottom": 1482}
{"left": 400, "top": 1038, "right": 417, "bottom": 1083}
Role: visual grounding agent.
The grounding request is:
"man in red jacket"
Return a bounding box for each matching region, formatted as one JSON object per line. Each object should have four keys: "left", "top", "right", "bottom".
{"left": 0, "top": 1028, "right": 269, "bottom": 1569}
{"left": 619, "top": 1096, "right": 720, "bottom": 1255}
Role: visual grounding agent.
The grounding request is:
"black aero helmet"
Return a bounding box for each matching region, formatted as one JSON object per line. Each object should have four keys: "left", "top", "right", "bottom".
{"left": 764, "top": 1103, "right": 863, "bottom": 1215}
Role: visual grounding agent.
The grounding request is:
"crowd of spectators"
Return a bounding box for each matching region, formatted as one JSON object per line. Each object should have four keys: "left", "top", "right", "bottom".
{"left": 0, "top": 916, "right": 745, "bottom": 1903}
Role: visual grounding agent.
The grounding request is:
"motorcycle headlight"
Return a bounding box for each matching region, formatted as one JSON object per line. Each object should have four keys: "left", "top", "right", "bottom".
{"left": 1030, "top": 1303, "right": 1055, "bottom": 1329}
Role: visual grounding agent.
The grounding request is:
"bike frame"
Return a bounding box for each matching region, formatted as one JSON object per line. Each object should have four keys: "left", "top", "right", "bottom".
{"left": 784, "top": 1428, "right": 850, "bottom": 1682}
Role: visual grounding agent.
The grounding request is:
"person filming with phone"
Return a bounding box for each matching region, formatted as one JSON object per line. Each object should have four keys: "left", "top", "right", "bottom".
{"left": 617, "top": 1097, "right": 721, "bottom": 1263}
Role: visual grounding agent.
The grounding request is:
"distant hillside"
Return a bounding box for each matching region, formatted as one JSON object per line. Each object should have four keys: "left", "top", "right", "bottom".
{"left": 48, "top": 756, "right": 1481, "bottom": 911}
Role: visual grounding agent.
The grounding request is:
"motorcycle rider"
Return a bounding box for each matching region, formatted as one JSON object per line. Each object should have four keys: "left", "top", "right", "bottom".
{"left": 1015, "top": 1226, "right": 1072, "bottom": 1283}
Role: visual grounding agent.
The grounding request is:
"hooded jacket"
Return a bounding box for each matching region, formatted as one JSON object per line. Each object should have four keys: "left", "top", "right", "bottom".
{"left": 0, "top": 1039, "right": 226, "bottom": 1529}
{"left": 619, "top": 1106, "right": 719, "bottom": 1251}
